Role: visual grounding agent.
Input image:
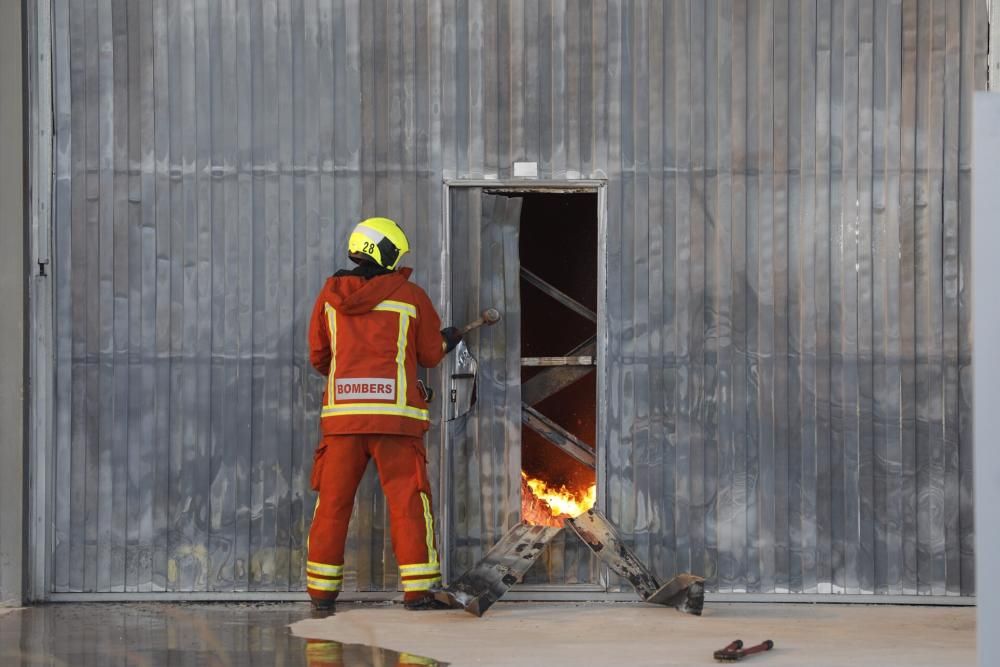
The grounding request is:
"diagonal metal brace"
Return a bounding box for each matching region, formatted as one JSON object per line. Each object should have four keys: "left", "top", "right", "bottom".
{"left": 521, "top": 404, "right": 596, "bottom": 469}
{"left": 434, "top": 522, "right": 562, "bottom": 617}
{"left": 565, "top": 509, "right": 661, "bottom": 598}
{"left": 566, "top": 508, "right": 705, "bottom": 614}
{"left": 440, "top": 512, "right": 703, "bottom": 617}
{"left": 520, "top": 267, "right": 597, "bottom": 323}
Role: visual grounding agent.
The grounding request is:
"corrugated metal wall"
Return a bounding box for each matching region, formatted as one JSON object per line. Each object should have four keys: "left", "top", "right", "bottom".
{"left": 45, "top": 0, "right": 987, "bottom": 596}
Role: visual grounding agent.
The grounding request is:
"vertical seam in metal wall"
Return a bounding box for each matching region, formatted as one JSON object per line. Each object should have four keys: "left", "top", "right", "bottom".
{"left": 959, "top": 0, "right": 970, "bottom": 593}
{"left": 247, "top": 1, "right": 256, "bottom": 591}
{"left": 7, "top": 0, "right": 27, "bottom": 607}
{"left": 594, "top": 179, "right": 607, "bottom": 587}
{"left": 18, "top": 0, "right": 28, "bottom": 606}
{"left": 439, "top": 181, "right": 449, "bottom": 585}
{"left": 27, "top": 0, "right": 54, "bottom": 603}
{"left": 989, "top": 0, "right": 997, "bottom": 89}
{"left": 781, "top": 0, "right": 804, "bottom": 591}
{"left": 743, "top": 0, "right": 753, "bottom": 591}
{"left": 939, "top": 10, "right": 950, "bottom": 591}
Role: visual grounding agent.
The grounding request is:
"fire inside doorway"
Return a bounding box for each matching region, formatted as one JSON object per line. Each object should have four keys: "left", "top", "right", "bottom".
{"left": 441, "top": 186, "right": 602, "bottom": 590}
{"left": 515, "top": 193, "right": 602, "bottom": 588}
{"left": 518, "top": 193, "right": 599, "bottom": 530}
{"left": 439, "top": 186, "right": 703, "bottom": 616}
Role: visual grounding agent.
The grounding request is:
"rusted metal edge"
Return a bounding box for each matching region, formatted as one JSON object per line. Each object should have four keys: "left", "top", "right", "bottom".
{"left": 521, "top": 404, "right": 597, "bottom": 468}
{"left": 566, "top": 509, "right": 705, "bottom": 614}
{"left": 434, "top": 522, "right": 563, "bottom": 617}
{"left": 565, "top": 509, "right": 660, "bottom": 599}
{"left": 646, "top": 573, "right": 706, "bottom": 615}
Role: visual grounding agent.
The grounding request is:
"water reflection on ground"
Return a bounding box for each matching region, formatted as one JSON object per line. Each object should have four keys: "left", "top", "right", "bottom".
{"left": 0, "top": 602, "right": 444, "bottom": 666}
{"left": 304, "top": 638, "right": 445, "bottom": 666}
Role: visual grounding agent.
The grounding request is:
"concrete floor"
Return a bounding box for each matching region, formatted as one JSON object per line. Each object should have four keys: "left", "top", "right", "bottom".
{"left": 0, "top": 601, "right": 976, "bottom": 666}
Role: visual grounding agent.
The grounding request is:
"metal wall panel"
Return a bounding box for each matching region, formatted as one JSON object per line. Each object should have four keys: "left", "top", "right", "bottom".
{"left": 0, "top": 0, "right": 24, "bottom": 609}
{"left": 43, "top": 0, "right": 986, "bottom": 596}
{"left": 446, "top": 191, "right": 525, "bottom": 580}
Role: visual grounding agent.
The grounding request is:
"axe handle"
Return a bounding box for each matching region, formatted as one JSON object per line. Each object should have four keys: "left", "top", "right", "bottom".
{"left": 739, "top": 640, "right": 774, "bottom": 657}
{"left": 458, "top": 309, "right": 501, "bottom": 335}
{"left": 441, "top": 317, "right": 487, "bottom": 353}
{"left": 458, "top": 316, "right": 488, "bottom": 336}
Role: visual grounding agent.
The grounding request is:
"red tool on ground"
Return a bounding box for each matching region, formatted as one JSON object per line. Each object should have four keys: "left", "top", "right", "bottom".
{"left": 713, "top": 639, "right": 774, "bottom": 662}
{"left": 714, "top": 640, "right": 743, "bottom": 657}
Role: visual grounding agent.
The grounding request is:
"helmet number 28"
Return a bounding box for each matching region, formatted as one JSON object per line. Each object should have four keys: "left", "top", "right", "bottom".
{"left": 361, "top": 241, "right": 376, "bottom": 254}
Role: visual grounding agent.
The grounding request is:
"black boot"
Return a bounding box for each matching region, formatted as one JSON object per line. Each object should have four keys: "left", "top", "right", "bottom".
{"left": 310, "top": 598, "right": 336, "bottom": 619}
{"left": 403, "top": 594, "right": 451, "bottom": 611}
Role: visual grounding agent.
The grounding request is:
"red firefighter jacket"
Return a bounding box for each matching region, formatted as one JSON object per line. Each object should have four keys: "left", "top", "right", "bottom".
{"left": 308, "top": 267, "right": 447, "bottom": 437}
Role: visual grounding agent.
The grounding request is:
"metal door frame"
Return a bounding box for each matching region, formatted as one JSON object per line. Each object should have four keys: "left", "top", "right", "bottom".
{"left": 439, "top": 179, "right": 608, "bottom": 589}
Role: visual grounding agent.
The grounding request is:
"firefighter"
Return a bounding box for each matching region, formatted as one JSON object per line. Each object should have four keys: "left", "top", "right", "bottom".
{"left": 306, "top": 217, "right": 462, "bottom": 618}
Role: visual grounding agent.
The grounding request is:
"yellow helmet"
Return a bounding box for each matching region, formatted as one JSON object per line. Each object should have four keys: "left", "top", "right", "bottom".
{"left": 348, "top": 217, "right": 410, "bottom": 270}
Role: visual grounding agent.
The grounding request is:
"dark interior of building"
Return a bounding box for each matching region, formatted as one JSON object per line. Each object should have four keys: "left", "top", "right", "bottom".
{"left": 519, "top": 193, "right": 598, "bottom": 496}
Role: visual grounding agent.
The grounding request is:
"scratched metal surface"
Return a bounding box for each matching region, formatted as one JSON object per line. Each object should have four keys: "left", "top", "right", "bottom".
{"left": 445, "top": 191, "right": 525, "bottom": 581}
{"left": 45, "top": 0, "right": 984, "bottom": 596}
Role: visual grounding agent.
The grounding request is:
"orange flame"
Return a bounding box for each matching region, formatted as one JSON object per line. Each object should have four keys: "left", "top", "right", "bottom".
{"left": 521, "top": 471, "right": 596, "bottom": 526}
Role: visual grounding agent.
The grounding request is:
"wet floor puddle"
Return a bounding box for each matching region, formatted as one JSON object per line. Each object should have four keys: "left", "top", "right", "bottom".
{"left": 0, "top": 603, "right": 446, "bottom": 667}
{"left": 300, "top": 637, "right": 447, "bottom": 666}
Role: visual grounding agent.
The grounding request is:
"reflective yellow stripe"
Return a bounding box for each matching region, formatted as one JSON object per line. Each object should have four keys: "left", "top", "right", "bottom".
{"left": 321, "top": 404, "right": 429, "bottom": 420}
{"left": 420, "top": 492, "right": 439, "bottom": 567}
{"left": 376, "top": 299, "right": 413, "bottom": 411}
{"left": 399, "top": 654, "right": 437, "bottom": 666}
{"left": 307, "top": 497, "right": 319, "bottom": 552}
{"left": 401, "top": 576, "right": 441, "bottom": 592}
{"left": 372, "top": 300, "right": 417, "bottom": 318}
{"left": 399, "top": 563, "right": 441, "bottom": 577}
{"left": 394, "top": 311, "right": 411, "bottom": 407}
{"left": 306, "top": 643, "right": 343, "bottom": 660}
{"left": 307, "top": 561, "right": 344, "bottom": 577}
{"left": 324, "top": 305, "right": 338, "bottom": 409}
{"left": 307, "top": 576, "right": 343, "bottom": 591}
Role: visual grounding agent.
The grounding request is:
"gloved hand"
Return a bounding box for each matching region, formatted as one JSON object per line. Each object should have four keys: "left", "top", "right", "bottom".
{"left": 441, "top": 326, "right": 463, "bottom": 353}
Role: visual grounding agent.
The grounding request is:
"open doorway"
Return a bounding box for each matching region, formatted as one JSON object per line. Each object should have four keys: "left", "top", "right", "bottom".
{"left": 518, "top": 193, "right": 599, "bottom": 526}
{"left": 443, "top": 183, "right": 604, "bottom": 589}
{"left": 517, "top": 192, "right": 600, "bottom": 586}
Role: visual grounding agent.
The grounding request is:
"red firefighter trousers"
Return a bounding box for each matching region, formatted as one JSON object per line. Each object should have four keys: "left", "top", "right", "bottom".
{"left": 307, "top": 433, "right": 441, "bottom": 602}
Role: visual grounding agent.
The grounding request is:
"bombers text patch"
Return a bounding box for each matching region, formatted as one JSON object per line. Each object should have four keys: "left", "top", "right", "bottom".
{"left": 335, "top": 378, "right": 396, "bottom": 401}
